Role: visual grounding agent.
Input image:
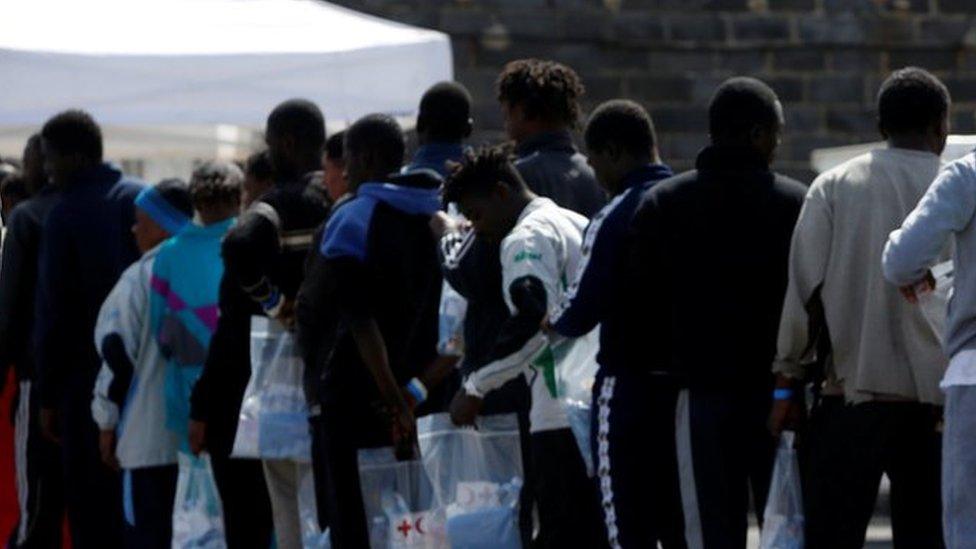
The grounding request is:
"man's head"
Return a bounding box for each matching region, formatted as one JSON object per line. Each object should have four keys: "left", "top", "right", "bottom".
{"left": 443, "top": 147, "right": 533, "bottom": 242}
{"left": 22, "top": 134, "right": 48, "bottom": 194}
{"left": 322, "top": 131, "right": 348, "bottom": 201}
{"left": 343, "top": 114, "right": 404, "bottom": 190}
{"left": 40, "top": 110, "right": 103, "bottom": 188}
{"left": 1, "top": 173, "right": 27, "bottom": 225}
{"left": 585, "top": 99, "right": 660, "bottom": 194}
{"left": 416, "top": 81, "right": 473, "bottom": 145}
{"left": 132, "top": 179, "right": 193, "bottom": 253}
{"left": 878, "top": 67, "right": 951, "bottom": 155}
{"left": 708, "top": 77, "right": 784, "bottom": 164}
{"left": 265, "top": 99, "right": 326, "bottom": 180}
{"left": 242, "top": 150, "right": 274, "bottom": 209}
{"left": 496, "top": 59, "right": 585, "bottom": 143}
{"left": 190, "top": 161, "right": 243, "bottom": 225}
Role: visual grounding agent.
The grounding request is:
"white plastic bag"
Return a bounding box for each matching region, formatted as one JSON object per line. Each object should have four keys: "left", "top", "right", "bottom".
{"left": 172, "top": 452, "right": 227, "bottom": 549}
{"left": 298, "top": 466, "right": 331, "bottom": 549}
{"left": 232, "top": 316, "right": 311, "bottom": 460}
{"left": 417, "top": 413, "right": 523, "bottom": 549}
{"left": 437, "top": 282, "right": 467, "bottom": 357}
{"left": 552, "top": 329, "right": 599, "bottom": 477}
{"left": 760, "top": 432, "right": 804, "bottom": 549}
{"left": 358, "top": 447, "right": 448, "bottom": 549}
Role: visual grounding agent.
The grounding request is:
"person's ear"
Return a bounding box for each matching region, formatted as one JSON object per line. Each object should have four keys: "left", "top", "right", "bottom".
{"left": 493, "top": 181, "right": 510, "bottom": 201}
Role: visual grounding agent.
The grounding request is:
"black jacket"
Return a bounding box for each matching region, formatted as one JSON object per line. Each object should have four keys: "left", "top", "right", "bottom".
{"left": 514, "top": 130, "right": 606, "bottom": 218}
{"left": 297, "top": 172, "right": 442, "bottom": 421}
{"left": 628, "top": 145, "right": 806, "bottom": 390}
{"left": 0, "top": 188, "right": 59, "bottom": 381}
{"left": 190, "top": 174, "right": 328, "bottom": 456}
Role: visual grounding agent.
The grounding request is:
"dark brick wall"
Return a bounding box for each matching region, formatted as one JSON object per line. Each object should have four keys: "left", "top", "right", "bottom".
{"left": 332, "top": 0, "right": 976, "bottom": 182}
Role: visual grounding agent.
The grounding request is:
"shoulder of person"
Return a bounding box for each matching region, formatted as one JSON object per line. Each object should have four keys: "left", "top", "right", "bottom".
{"left": 772, "top": 172, "right": 808, "bottom": 201}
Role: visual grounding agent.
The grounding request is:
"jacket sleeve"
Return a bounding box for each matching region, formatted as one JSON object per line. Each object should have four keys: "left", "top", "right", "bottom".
{"left": 91, "top": 265, "right": 146, "bottom": 430}
{"left": 773, "top": 181, "right": 834, "bottom": 379}
{"left": 551, "top": 212, "right": 614, "bottom": 338}
{"left": 0, "top": 208, "right": 32, "bottom": 378}
{"left": 883, "top": 160, "right": 976, "bottom": 286}
{"left": 34, "top": 206, "right": 72, "bottom": 407}
{"left": 464, "top": 229, "right": 557, "bottom": 398}
{"left": 222, "top": 203, "right": 282, "bottom": 307}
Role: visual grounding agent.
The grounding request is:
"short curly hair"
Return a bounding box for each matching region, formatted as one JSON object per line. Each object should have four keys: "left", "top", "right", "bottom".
{"left": 190, "top": 160, "right": 243, "bottom": 210}
{"left": 496, "top": 59, "right": 585, "bottom": 128}
{"left": 443, "top": 146, "right": 526, "bottom": 205}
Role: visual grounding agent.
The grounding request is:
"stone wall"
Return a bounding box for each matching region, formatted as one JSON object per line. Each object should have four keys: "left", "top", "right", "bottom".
{"left": 332, "top": 0, "right": 976, "bottom": 182}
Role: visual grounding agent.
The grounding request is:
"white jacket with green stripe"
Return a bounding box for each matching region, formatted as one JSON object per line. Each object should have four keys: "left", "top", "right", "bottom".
{"left": 463, "top": 197, "right": 598, "bottom": 433}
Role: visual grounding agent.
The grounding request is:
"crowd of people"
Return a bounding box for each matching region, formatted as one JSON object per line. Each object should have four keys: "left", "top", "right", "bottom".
{"left": 0, "top": 58, "right": 970, "bottom": 549}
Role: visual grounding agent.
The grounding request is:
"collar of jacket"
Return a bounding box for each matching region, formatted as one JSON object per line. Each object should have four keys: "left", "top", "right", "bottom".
{"left": 65, "top": 162, "right": 122, "bottom": 191}
{"left": 620, "top": 163, "right": 674, "bottom": 192}
{"left": 515, "top": 130, "right": 576, "bottom": 158}
{"left": 695, "top": 145, "right": 770, "bottom": 174}
{"left": 405, "top": 142, "right": 466, "bottom": 178}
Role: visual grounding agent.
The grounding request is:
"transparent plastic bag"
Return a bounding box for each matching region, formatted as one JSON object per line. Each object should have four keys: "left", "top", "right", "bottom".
{"left": 437, "top": 282, "right": 467, "bottom": 357}
{"left": 232, "top": 316, "right": 311, "bottom": 460}
{"left": 552, "top": 329, "right": 599, "bottom": 477}
{"left": 172, "top": 452, "right": 226, "bottom": 549}
{"left": 918, "top": 260, "right": 953, "bottom": 345}
{"left": 417, "top": 413, "right": 523, "bottom": 549}
{"left": 759, "top": 432, "right": 804, "bottom": 549}
{"left": 298, "top": 465, "right": 331, "bottom": 548}
{"left": 358, "top": 447, "right": 448, "bottom": 549}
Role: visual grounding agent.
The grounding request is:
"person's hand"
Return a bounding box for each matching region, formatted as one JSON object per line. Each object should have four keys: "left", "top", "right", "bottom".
{"left": 429, "top": 211, "right": 455, "bottom": 239}
{"left": 401, "top": 388, "right": 418, "bottom": 413}
{"left": 275, "top": 298, "right": 297, "bottom": 330}
{"left": 389, "top": 400, "right": 416, "bottom": 461}
{"left": 899, "top": 270, "right": 936, "bottom": 304}
{"left": 449, "top": 390, "right": 483, "bottom": 427}
{"left": 768, "top": 376, "right": 806, "bottom": 437}
{"left": 99, "top": 430, "right": 119, "bottom": 471}
{"left": 188, "top": 420, "right": 207, "bottom": 456}
{"left": 540, "top": 317, "right": 553, "bottom": 334}
{"left": 40, "top": 407, "right": 60, "bottom": 444}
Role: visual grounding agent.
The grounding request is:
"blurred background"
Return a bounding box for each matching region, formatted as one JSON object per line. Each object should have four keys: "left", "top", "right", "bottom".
{"left": 334, "top": 0, "right": 976, "bottom": 183}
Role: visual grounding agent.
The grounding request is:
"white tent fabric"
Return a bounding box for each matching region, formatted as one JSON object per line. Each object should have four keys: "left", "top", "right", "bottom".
{"left": 0, "top": 0, "right": 452, "bottom": 159}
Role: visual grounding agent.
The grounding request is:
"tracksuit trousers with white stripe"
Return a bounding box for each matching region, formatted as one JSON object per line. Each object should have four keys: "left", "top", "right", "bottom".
{"left": 673, "top": 386, "right": 777, "bottom": 549}
{"left": 9, "top": 380, "right": 64, "bottom": 549}
{"left": 592, "top": 372, "right": 685, "bottom": 549}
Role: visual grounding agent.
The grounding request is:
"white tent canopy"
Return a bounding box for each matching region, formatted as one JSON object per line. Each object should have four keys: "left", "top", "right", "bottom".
{"left": 0, "top": 0, "right": 452, "bottom": 162}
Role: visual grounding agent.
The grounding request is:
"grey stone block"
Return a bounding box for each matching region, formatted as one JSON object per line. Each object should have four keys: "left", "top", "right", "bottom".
{"left": 772, "top": 50, "right": 827, "bottom": 72}
{"left": 715, "top": 50, "right": 770, "bottom": 73}
{"left": 612, "top": 12, "right": 668, "bottom": 45}
{"left": 628, "top": 75, "right": 695, "bottom": 101}
{"left": 668, "top": 14, "right": 729, "bottom": 44}
{"left": 831, "top": 50, "right": 883, "bottom": 72}
{"left": 888, "top": 49, "right": 959, "bottom": 72}
{"left": 732, "top": 15, "right": 792, "bottom": 42}
{"left": 798, "top": 14, "right": 866, "bottom": 45}
{"left": 826, "top": 107, "right": 878, "bottom": 134}
{"left": 650, "top": 106, "right": 709, "bottom": 132}
{"left": 918, "top": 18, "right": 973, "bottom": 46}
{"left": 806, "top": 75, "right": 866, "bottom": 104}
{"left": 648, "top": 50, "right": 717, "bottom": 73}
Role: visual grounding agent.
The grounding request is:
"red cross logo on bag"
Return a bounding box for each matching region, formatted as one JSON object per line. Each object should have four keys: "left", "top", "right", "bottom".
{"left": 397, "top": 519, "right": 412, "bottom": 538}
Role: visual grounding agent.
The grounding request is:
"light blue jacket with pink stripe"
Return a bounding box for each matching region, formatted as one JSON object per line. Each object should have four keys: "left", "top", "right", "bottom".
{"left": 150, "top": 218, "right": 235, "bottom": 446}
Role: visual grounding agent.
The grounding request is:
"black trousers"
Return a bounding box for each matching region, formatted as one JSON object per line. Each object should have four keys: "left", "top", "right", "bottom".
{"left": 592, "top": 372, "right": 685, "bottom": 549}
{"left": 60, "top": 382, "right": 124, "bottom": 549}
{"left": 8, "top": 380, "right": 64, "bottom": 549}
{"left": 531, "top": 428, "right": 607, "bottom": 549}
{"left": 674, "top": 386, "right": 777, "bottom": 549}
{"left": 314, "top": 404, "right": 390, "bottom": 549}
{"left": 122, "top": 465, "right": 178, "bottom": 549}
{"left": 210, "top": 455, "right": 274, "bottom": 549}
{"left": 802, "top": 397, "right": 943, "bottom": 549}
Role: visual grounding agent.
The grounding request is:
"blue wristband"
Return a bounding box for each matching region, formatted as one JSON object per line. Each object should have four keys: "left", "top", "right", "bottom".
{"left": 406, "top": 378, "right": 428, "bottom": 404}
{"left": 773, "top": 388, "right": 794, "bottom": 401}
